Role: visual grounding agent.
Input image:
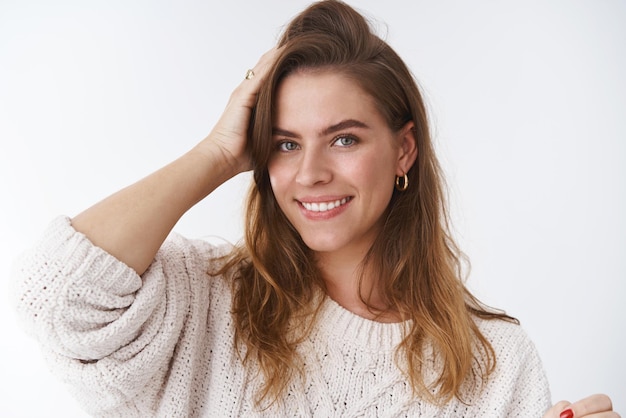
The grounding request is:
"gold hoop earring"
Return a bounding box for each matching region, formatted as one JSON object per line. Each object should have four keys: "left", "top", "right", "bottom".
{"left": 395, "top": 173, "right": 409, "bottom": 191}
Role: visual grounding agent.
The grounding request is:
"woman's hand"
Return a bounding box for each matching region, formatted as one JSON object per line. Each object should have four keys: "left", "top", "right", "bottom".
{"left": 543, "top": 394, "right": 619, "bottom": 418}
{"left": 194, "top": 47, "right": 281, "bottom": 176}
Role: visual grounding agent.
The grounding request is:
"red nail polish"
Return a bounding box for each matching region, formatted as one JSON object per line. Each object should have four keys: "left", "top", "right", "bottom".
{"left": 560, "top": 409, "right": 574, "bottom": 418}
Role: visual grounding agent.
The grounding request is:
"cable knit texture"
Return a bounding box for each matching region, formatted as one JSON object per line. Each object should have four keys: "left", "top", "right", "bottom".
{"left": 11, "top": 216, "right": 551, "bottom": 417}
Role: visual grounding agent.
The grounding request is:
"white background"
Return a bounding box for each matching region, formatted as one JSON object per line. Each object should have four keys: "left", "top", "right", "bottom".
{"left": 1, "top": 0, "right": 624, "bottom": 416}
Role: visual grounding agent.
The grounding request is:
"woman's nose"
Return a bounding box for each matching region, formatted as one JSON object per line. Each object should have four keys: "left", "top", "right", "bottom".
{"left": 295, "top": 148, "right": 332, "bottom": 187}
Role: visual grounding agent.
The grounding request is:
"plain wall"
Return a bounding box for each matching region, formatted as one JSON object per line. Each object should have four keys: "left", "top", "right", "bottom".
{"left": 1, "top": 0, "right": 624, "bottom": 416}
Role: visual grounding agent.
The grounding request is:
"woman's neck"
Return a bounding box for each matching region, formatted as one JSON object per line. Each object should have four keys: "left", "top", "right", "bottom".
{"left": 315, "top": 250, "right": 401, "bottom": 323}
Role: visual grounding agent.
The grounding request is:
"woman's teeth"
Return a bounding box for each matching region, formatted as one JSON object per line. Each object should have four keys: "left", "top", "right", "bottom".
{"left": 302, "top": 197, "right": 349, "bottom": 212}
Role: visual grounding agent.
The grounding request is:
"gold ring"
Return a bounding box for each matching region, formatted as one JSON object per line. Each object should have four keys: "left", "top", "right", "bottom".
{"left": 245, "top": 69, "right": 255, "bottom": 80}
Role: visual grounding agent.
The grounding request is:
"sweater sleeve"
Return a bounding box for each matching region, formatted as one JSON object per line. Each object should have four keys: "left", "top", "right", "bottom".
{"left": 10, "top": 216, "right": 222, "bottom": 415}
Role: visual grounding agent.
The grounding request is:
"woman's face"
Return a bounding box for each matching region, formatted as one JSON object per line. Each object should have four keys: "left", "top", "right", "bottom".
{"left": 268, "top": 70, "right": 412, "bottom": 259}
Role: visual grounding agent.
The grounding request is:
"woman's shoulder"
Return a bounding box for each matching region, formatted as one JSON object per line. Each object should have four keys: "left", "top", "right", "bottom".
{"left": 159, "top": 230, "right": 236, "bottom": 270}
{"left": 475, "top": 316, "right": 537, "bottom": 358}
{"left": 475, "top": 315, "right": 526, "bottom": 338}
{"left": 147, "top": 229, "right": 242, "bottom": 298}
{"left": 474, "top": 316, "right": 549, "bottom": 388}
{"left": 471, "top": 316, "right": 552, "bottom": 413}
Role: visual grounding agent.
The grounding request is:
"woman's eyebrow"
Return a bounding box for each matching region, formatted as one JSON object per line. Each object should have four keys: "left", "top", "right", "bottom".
{"left": 272, "top": 127, "right": 300, "bottom": 139}
{"left": 321, "top": 119, "right": 369, "bottom": 136}
{"left": 272, "top": 119, "right": 369, "bottom": 138}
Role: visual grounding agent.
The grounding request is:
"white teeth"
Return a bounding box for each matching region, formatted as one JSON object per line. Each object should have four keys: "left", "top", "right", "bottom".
{"left": 302, "top": 198, "right": 349, "bottom": 212}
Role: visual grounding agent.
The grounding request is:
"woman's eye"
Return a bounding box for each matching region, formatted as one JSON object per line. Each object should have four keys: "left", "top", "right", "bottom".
{"left": 277, "top": 141, "right": 299, "bottom": 152}
{"left": 334, "top": 135, "right": 356, "bottom": 147}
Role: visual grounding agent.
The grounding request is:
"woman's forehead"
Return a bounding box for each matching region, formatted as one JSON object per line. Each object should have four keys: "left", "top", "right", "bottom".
{"left": 272, "top": 70, "right": 384, "bottom": 131}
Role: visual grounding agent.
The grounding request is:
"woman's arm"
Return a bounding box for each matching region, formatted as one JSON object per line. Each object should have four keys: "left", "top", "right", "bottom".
{"left": 71, "top": 148, "right": 235, "bottom": 276}
{"left": 71, "top": 48, "right": 278, "bottom": 275}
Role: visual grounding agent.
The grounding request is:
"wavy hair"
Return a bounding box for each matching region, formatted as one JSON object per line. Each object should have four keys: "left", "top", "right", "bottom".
{"left": 218, "top": 0, "right": 516, "bottom": 406}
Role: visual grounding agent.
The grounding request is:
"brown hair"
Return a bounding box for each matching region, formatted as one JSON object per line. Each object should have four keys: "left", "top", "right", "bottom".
{"left": 220, "top": 0, "right": 516, "bottom": 406}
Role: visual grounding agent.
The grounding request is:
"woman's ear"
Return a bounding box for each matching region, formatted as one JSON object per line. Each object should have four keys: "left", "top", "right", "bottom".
{"left": 396, "top": 121, "right": 418, "bottom": 176}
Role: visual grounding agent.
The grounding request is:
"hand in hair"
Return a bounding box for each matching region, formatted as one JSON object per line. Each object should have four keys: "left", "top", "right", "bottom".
{"left": 195, "top": 47, "right": 281, "bottom": 176}
{"left": 543, "top": 394, "right": 619, "bottom": 418}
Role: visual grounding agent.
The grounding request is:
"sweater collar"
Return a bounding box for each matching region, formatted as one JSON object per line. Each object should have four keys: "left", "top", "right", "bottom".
{"left": 314, "top": 296, "right": 410, "bottom": 353}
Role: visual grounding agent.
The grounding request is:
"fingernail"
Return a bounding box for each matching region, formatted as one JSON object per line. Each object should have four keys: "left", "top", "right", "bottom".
{"left": 560, "top": 409, "right": 574, "bottom": 418}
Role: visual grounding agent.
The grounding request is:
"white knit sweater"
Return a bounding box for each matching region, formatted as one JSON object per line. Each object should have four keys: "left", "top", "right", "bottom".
{"left": 12, "top": 216, "right": 551, "bottom": 417}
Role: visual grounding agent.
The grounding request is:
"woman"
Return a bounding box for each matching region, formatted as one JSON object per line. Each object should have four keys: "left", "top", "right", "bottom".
{"left": 11, "top": 1, "right": 617, "bottom": 417}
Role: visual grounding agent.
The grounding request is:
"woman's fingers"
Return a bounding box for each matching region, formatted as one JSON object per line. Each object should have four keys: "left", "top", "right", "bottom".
{"left": 199, "top": 47, "right": 282, "bottom": 174}
{"left": 546, "top": 394, "right": 619, "bottom": 418}
{"left": 230, "top": 46, "right": 281, "bottom": 109}
{"left": 567, "top": 394, "right": 618, "bottom": 418}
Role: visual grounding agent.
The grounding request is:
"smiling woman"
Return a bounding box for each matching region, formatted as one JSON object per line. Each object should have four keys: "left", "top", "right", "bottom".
{"left": 218, "top": 4, "right": 545, "bottom": 409}
{"left": 269, "top": 71, "right": 412, "bottom": 257}
{"left": 6, "top": 0, "right": 621, "bottom": 417}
